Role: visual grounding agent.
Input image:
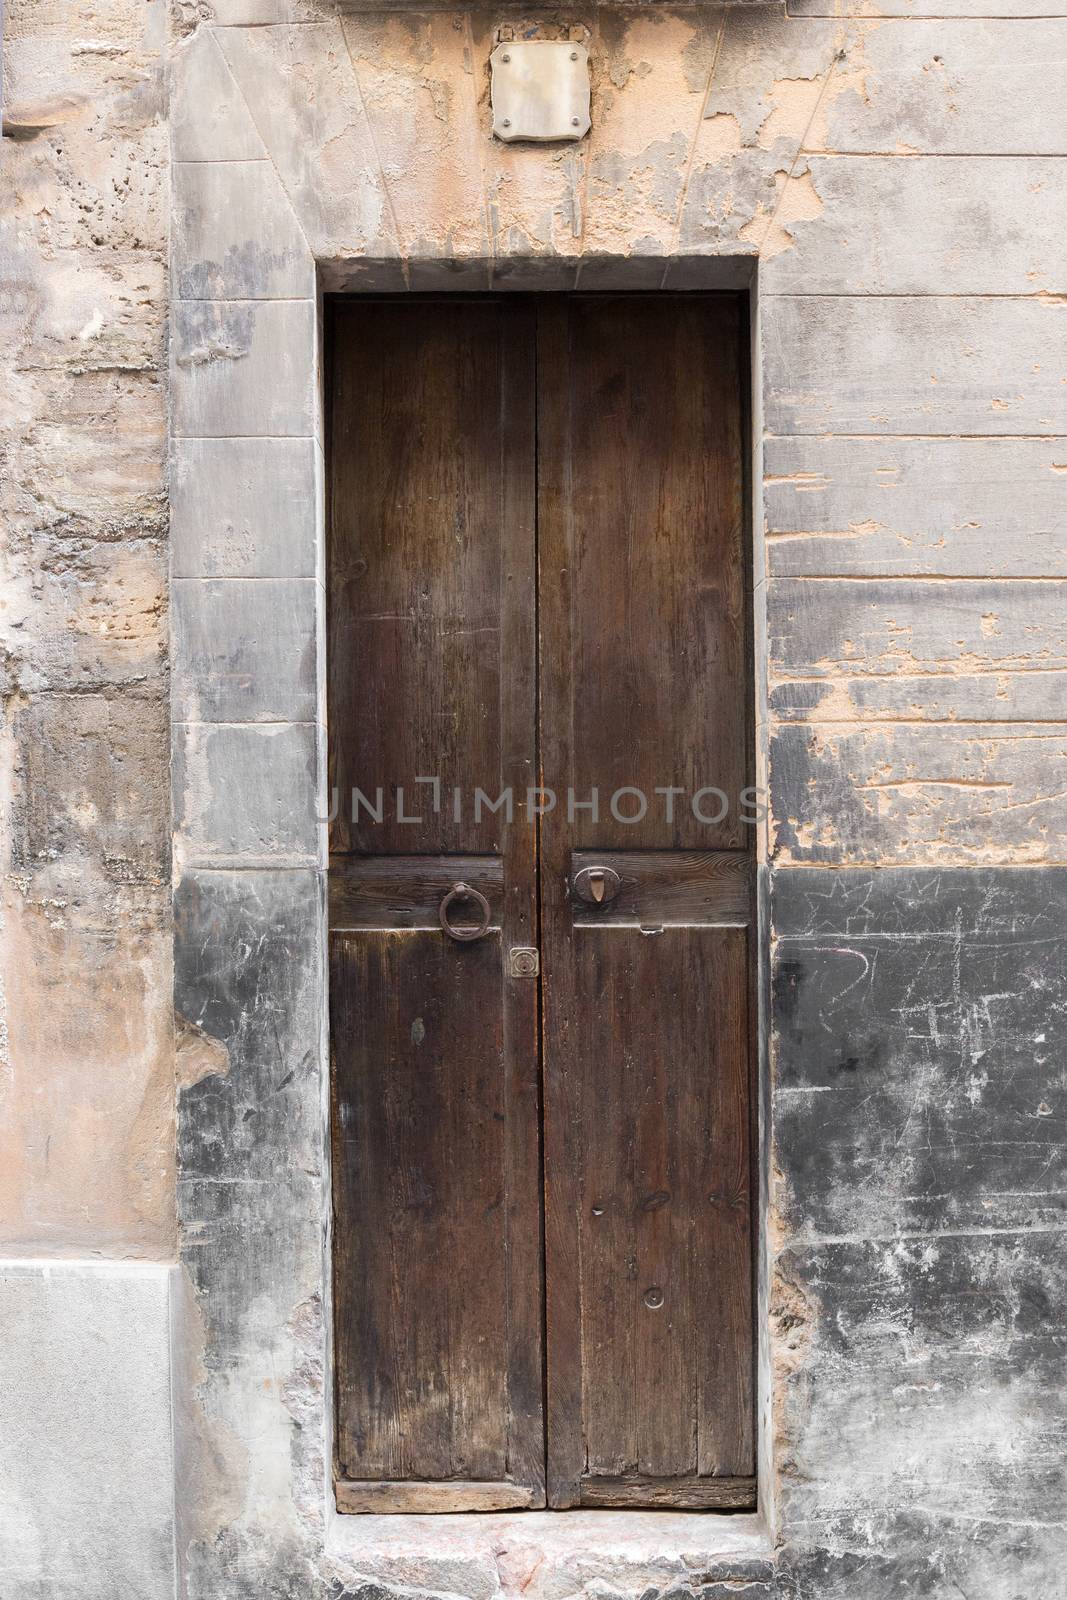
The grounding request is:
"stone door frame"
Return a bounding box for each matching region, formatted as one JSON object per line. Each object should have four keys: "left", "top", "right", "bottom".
{"left": 169, "top": 20, "right": 773, "bottom": 1596}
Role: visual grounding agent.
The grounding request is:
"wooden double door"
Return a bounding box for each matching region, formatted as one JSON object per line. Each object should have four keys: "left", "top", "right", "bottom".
{"left": 328, "top": 296, "right": 755, "bottom": 1513}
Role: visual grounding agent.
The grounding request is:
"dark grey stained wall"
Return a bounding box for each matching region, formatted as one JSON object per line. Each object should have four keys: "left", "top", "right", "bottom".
{"left": 771, "top": 867, "right": 1066, "bottom": 1598}
{"left": 171, "top": 868, "right": 1067, "bottom": 1600}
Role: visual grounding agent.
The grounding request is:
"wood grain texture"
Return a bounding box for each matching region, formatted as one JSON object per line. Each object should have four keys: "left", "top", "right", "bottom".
{"left": 330, "top": 855, "right": 503, "bottom": 931}
{"left": 329, "top": 300, "right": 530, "bottom": 855}
{"left": 332, "top": 930, "right": 510, "bottom": 1479}
{"left": 330, "top": 294, "right": 754, "bottom": 1513}
{"left": 570, "top": 851, "right": 752, "bottom": 928}
{"left": 328, "top": 300, "right": 543, "bottom": 1507}
{"left": 335, "top": 1479, "right": 536, "bottom": 1514}
{"left": 563, "top": 927, "right": 755, "bottom": 1483}
{"left": 535, "top": 297, "right": 748, "bottom": 853}
{"left": 580, "top": 1474, "right": 756, "bottom": 1510}
{"left": 538, "top": 298, "right": 755, "bottom": 1507}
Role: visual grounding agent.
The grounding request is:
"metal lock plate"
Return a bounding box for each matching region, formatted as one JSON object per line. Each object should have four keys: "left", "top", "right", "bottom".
{"left": 490, "top": 41, "right": 591, "bottom": 144}
{"left": 508, "top": 946, "right": 540, "bottom": 978}
{"left": 571, "top": 865, "right": 621, "bottom": 906}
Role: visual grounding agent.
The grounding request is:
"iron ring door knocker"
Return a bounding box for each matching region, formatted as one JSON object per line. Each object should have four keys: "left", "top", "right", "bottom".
{"left": 439, "top": 881, "right": 492, "bottom": 942}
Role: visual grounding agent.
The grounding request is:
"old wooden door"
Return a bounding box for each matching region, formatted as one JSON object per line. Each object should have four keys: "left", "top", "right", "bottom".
{"left": 329, "top": 296, "right": 754, "bottom": 1514}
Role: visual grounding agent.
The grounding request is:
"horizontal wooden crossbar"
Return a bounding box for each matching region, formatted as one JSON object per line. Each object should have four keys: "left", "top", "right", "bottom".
{"left": 335, "top": 1479, "right": 539, "bottom": 1514}
{"left": 579, "top": 1474, "right": 757, "bottom": 1510}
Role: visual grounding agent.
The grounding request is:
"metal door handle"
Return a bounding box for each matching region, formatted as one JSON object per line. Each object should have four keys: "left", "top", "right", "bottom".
{"left": 439, "top": 882, "right": 492, "bottom": 942}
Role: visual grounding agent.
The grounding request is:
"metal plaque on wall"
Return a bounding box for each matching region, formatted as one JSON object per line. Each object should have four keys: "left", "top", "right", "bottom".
{"left": 490, "top": 41, "right": 591, "bottom": 143}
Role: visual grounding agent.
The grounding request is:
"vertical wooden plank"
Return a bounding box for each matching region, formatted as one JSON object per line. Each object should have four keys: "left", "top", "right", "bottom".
{"left": 329, "top": 301, "right": 510, "bottom": 855}
{"left": 540, "top": 296, "right": 747, "bottom": 852}
{"left": 564, "top": 927, "right": 754, "bottom": 1484}
{"left": 496, "top": 302, "right": 545, "bottom": 1498}
{"left": 631, "top": 930, "right": 693, "bottom": 1481}
{"left": 537, "top": 300, "right": 586, "bottom": 1505}
{"left": 332, "top": 930, "right": 510, "bottom": 1479}
{"left": 579, "top": 940, "right": 637, "bottom": 1476}
{"left": 538, "top": 296, "right": 755, "bottom": 1508}
{"left": 697, "top": 926, "right": 754, "bottom": 1477}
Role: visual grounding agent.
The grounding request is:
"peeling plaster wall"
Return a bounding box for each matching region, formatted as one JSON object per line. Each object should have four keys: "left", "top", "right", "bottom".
{"left": 3, "top": 1, "right": 1067, "bottom": 1597}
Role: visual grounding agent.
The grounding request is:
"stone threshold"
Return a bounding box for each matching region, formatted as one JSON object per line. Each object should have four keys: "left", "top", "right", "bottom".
{"left": 324, "top": 1505, "right": 774, "bottom": 1595}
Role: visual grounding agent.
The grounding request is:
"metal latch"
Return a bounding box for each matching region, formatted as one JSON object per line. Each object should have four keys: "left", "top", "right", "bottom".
{"left": 572, "top": 865, "right": 621, "bottom": 906}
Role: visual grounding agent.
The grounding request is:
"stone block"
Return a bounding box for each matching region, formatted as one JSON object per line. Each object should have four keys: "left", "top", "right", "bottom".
{"left": 11, "top": 249, "right": 164, "bottom": 374}
{"left": 708, "top": 13, "right": 1067, "bottom": 158}
{"left": 790, "top": 0, "right": 1067, "bottom": 15}
{"left": 0, "top": 1261, "right": 176, "bottom": 1600}
{"left": 175, "top": 868, "right": 326, "bottom": 1190}
{"left": 764, "top": 437, "right": 1067, "bottom": 577}
{"left": 406, "top": 257, "right": 494, "bottom": 293}
{"left": 768, "top": 577, "right": 1067, "bottom": 722}
{"left": 5, "top": 538, "right": 165, "bottom": 695}
{"left": 201, "top": 0, "right": 309, "bottom": 19}
{"left": 15, "top": 693, "right": 168, "bottom": 881}
{"left": 491, "top": 255, "right": 582, "bottom": 291}
{"left": 0, "top": 902, "right": 174, "bottom": 1257}
{"left": 171, "top": 299, "right": 318, "bottom": 439}
{"left": 780, "top": 1518, "right": 1067, "bottom": 1600}
{"left": 574, "top": 255, "right": 670, "bottom": 292}
{"left": 172, "top": 578, "right": 320, "bottom": 723}
{"left": 319, "top": 258, "right": 409, "bottom": 293}
{"left": 819, "top": 19, "right": 1067, "bottom": 156}
{"left": 340, "top": 12, "right": 491, "bottom": 261}
{"left": 663, "top": 252, "right": 757, "bottom": 289}
{"left": 763, "top": 296, "right": 1067, "bottom": 436}
{"left": 580, "top": 10, "right": 716, "bottom": 257}
{"left": 173, "top": 159, "right": 314, "bottom": 300}
{"left": 171, "top": 437, "right": 320, "bottom": 578}
{"left": 763, "top": 156, "right": 1067, "bottom": 295}
{"left": 171, "top": 24, "right": 263, "bottom": 162}
{"left": 772, "top": 865, "right": 1067, "bottom": 1236}
{"left": 172, "top": 720, "right": 322, "bottom": 866}
{"left": 215, "top": 21, "right": 396, "bottom": 262}
{"left": 8, "top": 397, "right": 164, "bottom": 547}
{"left": 769, "top": 721, "right": 1067, "bottom": 865}
{"left": 707, "top": 7, "right": 834, "bottom": 144}
{"left": 173, "top": 868, "right": 327, "bottom": 1583}
{"left": 776, "top": 1230, "right": 1066, "bottom": 1525}
{"left": 771, "top": 867, "right": 1067, "bottom": 1584}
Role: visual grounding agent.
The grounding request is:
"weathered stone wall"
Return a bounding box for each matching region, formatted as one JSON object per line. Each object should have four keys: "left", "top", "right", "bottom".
{"left": 2, "top": 7, "right": 177, "bottom": 1592}
{"left": 3, "top": 2, "right": 1066, "bottom": 1597}
{"left": 1, "top": 0, "right": 173, "bottom": 1255}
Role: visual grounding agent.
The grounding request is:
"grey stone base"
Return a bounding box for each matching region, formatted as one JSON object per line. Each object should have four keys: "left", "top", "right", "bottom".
{"left": 0, "top": 1261, "right": 177, "bottom": 1600}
